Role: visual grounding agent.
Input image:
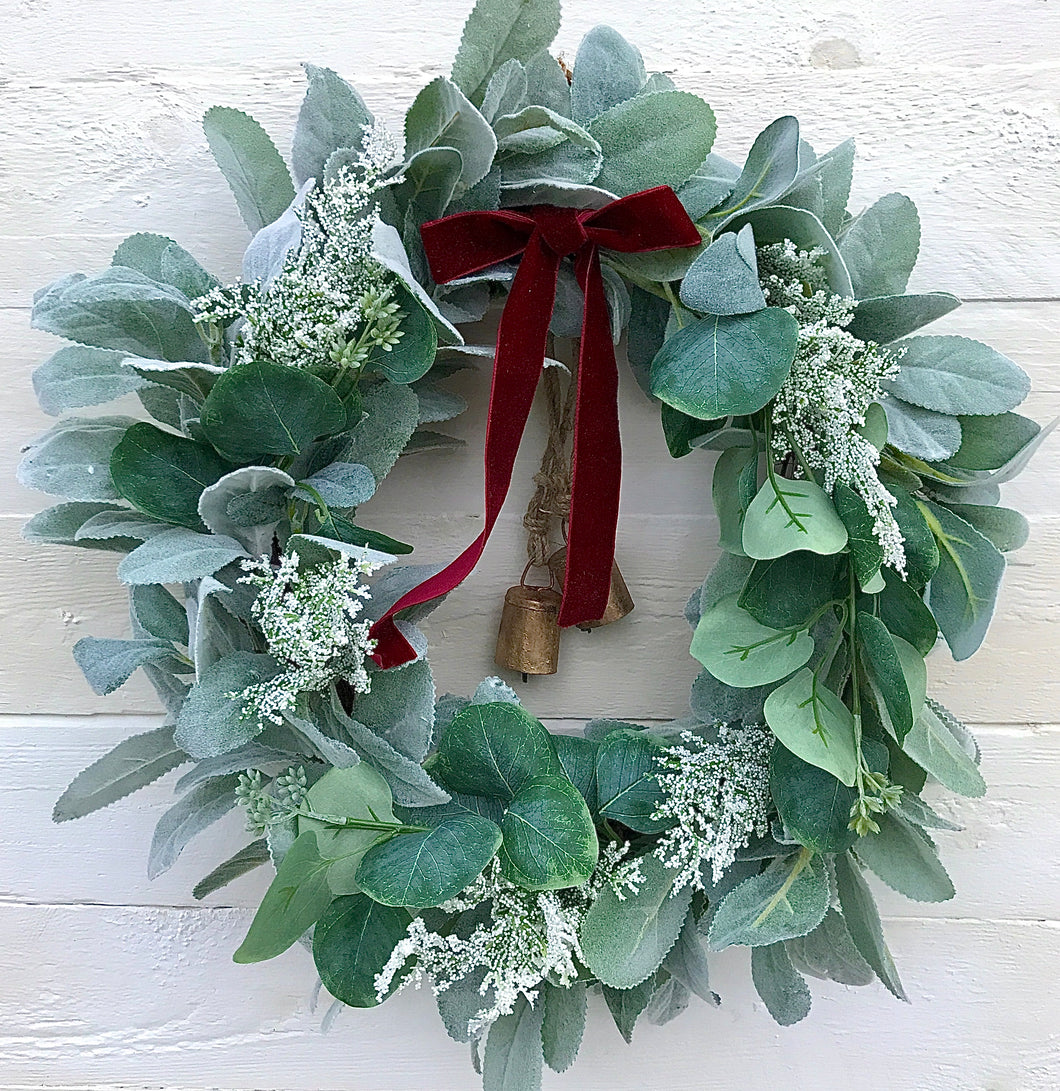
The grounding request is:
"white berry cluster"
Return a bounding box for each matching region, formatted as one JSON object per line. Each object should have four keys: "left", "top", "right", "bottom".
{"left": 193, "top": 123, "right": 405, "bottom": 374}
{"left": 759, "top": 240, "right": 906, "bottom": 572}
{"left": 236, "top": 550, "right": 383, "bottom": 726}
{"left": 629, "top": 726, "right": 773, "bottom": 892}
{"left": 375, "top": 849, "right": 630, "bottom": 1040}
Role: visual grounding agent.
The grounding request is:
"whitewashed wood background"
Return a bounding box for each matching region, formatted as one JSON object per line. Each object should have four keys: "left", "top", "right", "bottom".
{"left": 2, "top": 1, "right": 1059, "bottom": 1088}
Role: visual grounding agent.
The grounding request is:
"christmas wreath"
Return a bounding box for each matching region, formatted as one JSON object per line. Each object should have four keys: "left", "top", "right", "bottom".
{"left": 19, "top": 0, "right": 1050, "bottom": 1087}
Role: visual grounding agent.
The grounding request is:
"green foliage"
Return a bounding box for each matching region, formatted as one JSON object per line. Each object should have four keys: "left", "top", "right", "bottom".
{"left": 32, "top": 345, "right": 146, "bottom": 415}
{"left": 854, "top": 812, "right": 955, "bottom": 902}
{"left": 602, "top": 976, "right": 658, "bottom": 1042}
{"left": 834, "top": 483, "right": 884, "bottom": 588}
{"left": 540, "top": 980, "right": 586, "bottom": 1073}
{"left": 948, "top": 412, "right": 1040, "bottom": 472}
{"left": 691, "top": 594, "right": 815, "bottom": 688}
{"left": 498, "top": 776, "right": 598, "bottom": 890}
{"left": 175, "top": 652, "right": 281, "bottom": 758}
{"left": 482, "top": 994, "right": 544, "bottom": 1091}
{"left": 405, "top": 77, "right": 497, "bottom": 187}
{"left": 200, "top": 359, "right": 347, "bottom": 463}
{"left": 590, "top": 91, "right": 716, "bottom": 196}
{"left": 18, "top": 416, "right": 134, "bottom": 502}
{"left": 764, "top": 669, "right": 858, "bottom": 786}
{"left": 918, "top": 500, "right": 1005, "bottom": 660}
{"left": 203, "top": 107, "right": 295, "bottom": 233}
{"left": 570, "top": 26, "right": 646, "bottom": 123}
{"left": 847, "top": 292, "right": 961, "bottom": 344}
{"left": 552, "top": 735, "right": 599, "bottom": 812}
{"left": 679, "top": 225, "right": 766, "bottom": 316}
{"left": 751, "top": 943, "right": 811, "bottom": 1026}
{"left": 903, "top": 700, "right": 986, "bottom": 798}
{"left": 886, "top": 335, "right": 1030, "bottom": 416}
{"left": 432, "top": 701, "right": 560, "bottom": 800}
{"left": 884, "top": 397, "right": 962, "bottom": 461}
{"left": 53, "top": 725, "right": 187, "bottom": 822}
{"left": 291, "top": 64, "right": 372, "bottom": 186}
{"left": 708, "top": 849, "right": 829, "bottom": 949}
{"left": 785, "top": 908, "right": 873, "bottom": 986}
{"left": 111, "top": 422, "right": 233, "bottom": 528}
{"left": 193, "top": 839, "right": 271, "bottom": 900}
{"left": 580, "top": 854, "right": 692, "bottom": 988}
{"left": 594, "top": 728, "right": 668, "bottom": 833}
{"left": 857, "top": 612, "right": 915, "bottom": 742}
{"left": 32, "top": 267, "right": 209, "bottom": 363}
{"left": 742, "top": 477, "right": 849, "bottom": 560}
{"left": 839, "top": 193, "right": 920, "bottom": 298}
{"left": 148, "top": 774, "right": 240, "bottom": 880}
{"left": 834, "top": 851, "right": 908, "bottom": 1000}
{"left": 650, "top": 308, "right": 798, "bottom": 420}
{"left": 738, "top": 552, "right": 844, "bottom": 630}
{"left": 357, "top": 805, "right": 502, "bottom": 907}
{"left": 712, "top": 445, "right": 758, "bottom": 554}
{"left": 769, "top": 743, "right": 857, "bottom": 854}
{"left": 72, "top": 636, "right": 178, "bottom": 696}
{"left": 112, "top": 234, "right": 218, "bottom": 300}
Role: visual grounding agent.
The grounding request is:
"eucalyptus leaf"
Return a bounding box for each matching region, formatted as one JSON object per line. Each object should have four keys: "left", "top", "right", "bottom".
{"left": 595, "top": 728, "right": 668, "bottom": 832}
{"left": 111, "top": 422, "right": 233, "bottom": 528}
{"left": 357, "top": 806, "right": 501, "bottom": 908}
{"left": 232, "top": 829, "right": 333, "bottom": 963}
{"left": 53, "top": 725, "right": 187, "bottom": 822}
{"left": 314, "top": 894, "right": 414, "bottom": 1007}
{"left": 738, "top": 552, "right": 845, "bottom": 630}
{"left": 769, "top": 743, "right": 857, "bottom": 854}
{"left": 858, "top": 612, "right": 915, "bottom": 742}
{"left": 691, "top": 594, "right": 814, "bottom": 689}
{"left": 499, "top": 775, "right": 597, "bottom": 891}
{"left": 764, "top": 669, "right": 858, "bottom": 787}
{"left": 919, "top": 500, "right": 1005, "bottom": 660}
{"left": 200, "top": 359, "right": 346, "bottom": 463}
{"left": 650, "top": 308, "right": 798, "bottom": 420}
{"left": 948, "top": 412, "right": 1041, "bottom": 472}
{"left": 742, "top": 477, "right": 848, "bottom": 560}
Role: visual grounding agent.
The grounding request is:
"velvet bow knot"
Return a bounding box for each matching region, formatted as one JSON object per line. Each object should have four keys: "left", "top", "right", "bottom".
{"left": 369, "top": 186, "right": 701, "bottom": 669}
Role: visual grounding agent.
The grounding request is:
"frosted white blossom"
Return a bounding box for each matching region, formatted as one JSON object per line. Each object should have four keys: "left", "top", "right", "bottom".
{"left": 621, "top": 726, "right": 772, "bottom": 893}
{"left": 193, "top": 122, "right": 405, "bottom": 374}
{"left": 235, "top": 550, "right": 384, "bottom": 725}
{"left": 375, "top": 852, "right": 630, "bottom": 1040}
{"left": 759, "top": 240, "right": 906, "bottom": 572}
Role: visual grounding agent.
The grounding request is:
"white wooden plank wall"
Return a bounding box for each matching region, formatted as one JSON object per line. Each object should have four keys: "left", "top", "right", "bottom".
{"left": 1, "top": 1, "right": 1058, "bottom": 1087}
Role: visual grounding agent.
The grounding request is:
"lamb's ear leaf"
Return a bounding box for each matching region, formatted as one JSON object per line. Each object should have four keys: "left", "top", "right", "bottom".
{"left": 751, "top": 943, "right": 812, "bottom": 1026}
{"left": 203, "top": 106, "right": 296, "bottom": 232}
{"left": 291, "top": 64, "right": 372, "bottom": 186}
{"left": 840, "top": 192, "right": 920, "bottom": 298}
{"left": 482, "top": 994, "right": 545, "bottom": 1091}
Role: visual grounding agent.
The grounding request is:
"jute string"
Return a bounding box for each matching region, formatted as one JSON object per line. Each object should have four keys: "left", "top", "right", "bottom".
{"left": 523, "top": 339, "right": 578, "bottom": 569}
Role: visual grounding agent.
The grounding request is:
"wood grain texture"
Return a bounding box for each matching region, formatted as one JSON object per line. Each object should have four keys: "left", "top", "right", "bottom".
{"left": 2, "top": 0, "right": 1058, "bottom": 1087}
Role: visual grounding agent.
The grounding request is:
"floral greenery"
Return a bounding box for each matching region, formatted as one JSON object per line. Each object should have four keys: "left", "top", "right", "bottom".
{"left": 17, "top": 0, "right": 1050, "bottom": 1087}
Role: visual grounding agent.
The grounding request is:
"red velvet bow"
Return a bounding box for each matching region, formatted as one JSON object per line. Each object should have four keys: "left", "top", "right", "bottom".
{"left": 369, "top": 185, "right": 701, "bottom": 669}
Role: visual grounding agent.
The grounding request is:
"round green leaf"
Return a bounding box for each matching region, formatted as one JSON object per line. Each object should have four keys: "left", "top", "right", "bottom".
{"left": 650, "top": 307, "right": 798, "bottom": 421}
{"left": 770, "top": 743, "right": 858, "bottom": 854}
{"left": 499, "top": 775, "right": 598, "bottom": 891}
{"left": 764, "top": 668, "right": 858, "bottom": 787}
{"left": 742, "top": 477, "right": 849, "bottom": 560}
{"left": 312, "top": 894, "right": 413, "bottom": 1007}
{"left": 363, "top": 281, "right": 438, "bottom": 385}
{"left": 200, "top": 358, "right": 346, "bottom": 463}
{"left": 355, "top": 806, "right": 502, "bottom": 908}
{"left": 690, "top": 594, "right": 814, "bottom": 688}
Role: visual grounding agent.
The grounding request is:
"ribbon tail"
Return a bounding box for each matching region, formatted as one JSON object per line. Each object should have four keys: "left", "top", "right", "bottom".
{"left": 369, "top": 233, "right": 562, "bottom": 668}
{"left": 559, "top": 246, "right": 622, "bottom": 628}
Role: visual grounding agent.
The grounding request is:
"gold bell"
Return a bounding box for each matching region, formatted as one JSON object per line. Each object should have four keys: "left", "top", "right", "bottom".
{"left": 495, "top": 582, "right": 563, "bottom": 677}
{"left": 547, "top": 548, "right": 635, "bottom": 630}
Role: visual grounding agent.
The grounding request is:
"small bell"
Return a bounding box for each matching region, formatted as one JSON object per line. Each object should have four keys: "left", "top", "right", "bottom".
{"left": 547, "top": 547, "right": 635, "bottom": 631}
{"left": 495, "top": 583, "right": 563, "bottom": 677}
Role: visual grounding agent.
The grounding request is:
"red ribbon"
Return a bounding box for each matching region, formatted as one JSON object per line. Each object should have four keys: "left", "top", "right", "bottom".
{"left": 369, "top": 186, "right": 701, "bottom": 669}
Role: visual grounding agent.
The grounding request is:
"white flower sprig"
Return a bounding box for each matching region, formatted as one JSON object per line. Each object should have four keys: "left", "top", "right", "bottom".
{"left": 759, "top": 240, "right": 906, "bottom": 572}
{"left": 236, "top": 550, "right": 384, "bottom": 725}
{"left": 193, "top": 122, "right": 406, "bottom": 375}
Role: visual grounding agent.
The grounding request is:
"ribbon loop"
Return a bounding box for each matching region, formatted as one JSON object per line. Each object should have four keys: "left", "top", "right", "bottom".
{"left": 368, "top": 186, "right": 700, "bottom": 669}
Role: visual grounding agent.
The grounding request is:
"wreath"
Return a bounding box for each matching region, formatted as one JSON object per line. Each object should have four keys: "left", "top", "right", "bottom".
{"left": 19, "top": 0, "right": 1049, "bottom": 1087}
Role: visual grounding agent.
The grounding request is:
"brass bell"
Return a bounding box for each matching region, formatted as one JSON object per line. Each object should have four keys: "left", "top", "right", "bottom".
{"left": 547, "top": 547, "right": 635, "bottom": 630}
{"left": 495, "top": 582, "right": 563, "bottom": 677}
